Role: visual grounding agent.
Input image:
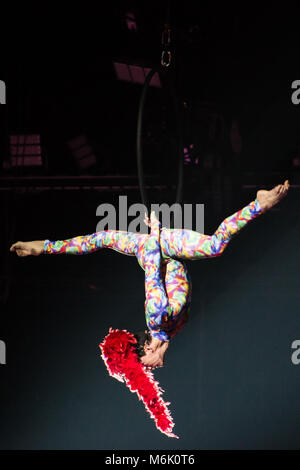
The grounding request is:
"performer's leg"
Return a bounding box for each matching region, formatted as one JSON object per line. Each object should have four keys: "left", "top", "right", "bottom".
{"left": 160, "top": 180, "right": 289, "bottom": 260}
{"left": 44, "top": 230, "right": 145, "bottom": 256}
{"left": 160, "top": 199, "right": 263, "bottom": 260}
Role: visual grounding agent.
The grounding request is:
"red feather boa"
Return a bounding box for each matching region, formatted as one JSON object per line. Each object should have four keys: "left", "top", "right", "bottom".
{"left": 99, "top": 328, "right": 178, "bottom": 438}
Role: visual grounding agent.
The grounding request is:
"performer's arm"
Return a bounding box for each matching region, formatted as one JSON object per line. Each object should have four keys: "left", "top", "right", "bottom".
{"left": 146, "top": 311, "right": 170, "bottom": 342}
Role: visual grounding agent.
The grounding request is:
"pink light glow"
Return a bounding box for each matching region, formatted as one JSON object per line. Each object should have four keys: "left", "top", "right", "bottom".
{"left": 9, "top": 134, "right": 42, "bottom": 167}
{"left": 183, "top": 143, "right": 196, "bottom": 165}
{"left": 113, "top": 62, "right": 132, "bottom": 82}
{"left": 143, "top": 68, "right": 162, "bottom": 88}
{"left": 67, "top": 135, "right": 96, "bottom": 169}
{"left": 11, "top": 145, "right": 41, "bottom": 156}
{"left": 10, "top": 134, "right": 40, "bottom": 145}
{"left": 10, "top": 156, "right": 42, "bottom": 166}
{"left": 129, "top": 65, "right": 145, "bottom": 84}
{"left": 113, "top": 62, "right": 162, "bottom": 88}
{"left": 125, "top": 11, "right": 137, "bottom": 31}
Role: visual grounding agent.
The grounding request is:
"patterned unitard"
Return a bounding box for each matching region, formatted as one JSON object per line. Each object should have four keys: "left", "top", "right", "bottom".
{"left": 44, "top": 199, "right": 264, "bottom": 341}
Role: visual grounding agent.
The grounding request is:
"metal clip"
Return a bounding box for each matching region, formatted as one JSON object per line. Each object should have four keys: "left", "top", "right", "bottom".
{"left": 161, "top": 50, "right": 172, "bottom": 67}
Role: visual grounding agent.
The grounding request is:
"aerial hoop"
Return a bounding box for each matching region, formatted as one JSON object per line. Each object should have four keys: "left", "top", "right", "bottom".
{"left": 136, "top": 68, "right": 184, "bottom": 218}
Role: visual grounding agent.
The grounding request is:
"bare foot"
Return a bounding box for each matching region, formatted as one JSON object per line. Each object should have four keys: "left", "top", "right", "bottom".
{"left": 256, "top": 180, "right": 290, "bottom": 211}
{"left": 10, "top": 240, "right": 45, "bottom": 257}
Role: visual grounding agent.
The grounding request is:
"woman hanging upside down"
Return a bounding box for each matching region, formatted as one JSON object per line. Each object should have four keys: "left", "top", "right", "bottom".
{"left": 10, "top": 180, "right": 290, "bottom": 438}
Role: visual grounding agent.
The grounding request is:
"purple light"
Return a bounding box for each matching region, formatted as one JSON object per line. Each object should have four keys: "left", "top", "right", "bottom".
{"left": 67, "top": 135, "right": 96, "bottom": 170}
{"left": 8, "top": 134, "right": 42, "bottom": 167}
{"left": 113, "top": 62, "right": 131, "bottom": 83}
{"left": 143, "top": 68, "right": 161, "bottom": 88}
{"left": 125, "top": 11, "right": 137, "bottom": 31}
{"left": 113, "top": 62, "right": 162, "bottom": 88}
{"left": 129, "top": 65, "right": 145, "bottom": 84}
{"left": 183, "top": 143, "right": 195, "bottom": 165}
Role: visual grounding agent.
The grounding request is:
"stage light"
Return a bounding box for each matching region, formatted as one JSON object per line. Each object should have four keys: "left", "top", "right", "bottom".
{"left": 3, "top": 134, "right": 42, "bottom": 168}
{"left": 184, "top": 144, "right": 195, "bottom": 165}
{"left": 125, "top": 11, "right": 137, "bottom": 31}
{"left": 113, "top": 61, "right": 162, "bottom": 88}
{"left": 67, "top": 135, "right": 97, "bottom": 171}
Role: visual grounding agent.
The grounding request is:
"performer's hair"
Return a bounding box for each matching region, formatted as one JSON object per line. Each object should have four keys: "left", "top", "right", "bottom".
{"left": 133, "top": 329, "right": 152, "bottom": 358}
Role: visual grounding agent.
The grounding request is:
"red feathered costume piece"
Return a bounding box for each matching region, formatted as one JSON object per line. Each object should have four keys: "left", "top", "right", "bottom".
{"left": 99, "top": 328, "right": 178, "bottom": 438}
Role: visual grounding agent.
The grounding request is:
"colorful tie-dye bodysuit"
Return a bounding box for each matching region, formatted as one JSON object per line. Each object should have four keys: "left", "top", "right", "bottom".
{"left": 44, "top": 199, "right": 264, "bottom": 341}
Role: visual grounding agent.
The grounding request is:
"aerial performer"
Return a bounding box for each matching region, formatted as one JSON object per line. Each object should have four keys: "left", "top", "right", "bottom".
{"left": 10, "top": 180, "right": 290, "bottom": 438}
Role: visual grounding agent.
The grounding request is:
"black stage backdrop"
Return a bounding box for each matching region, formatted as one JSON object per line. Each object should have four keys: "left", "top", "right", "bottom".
{"left": 0, "top": 3, "right": 300, "bottom": 451}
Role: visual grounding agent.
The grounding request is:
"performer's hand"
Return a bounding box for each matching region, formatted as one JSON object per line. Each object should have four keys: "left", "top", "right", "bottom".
{"left": 150, "top": 211, "right": 160, "bottom": 229}
{"left": 144, "top": 212, "right": 151, "bottom": 228}
{"left": 10, "top": 240, "right": 45, "bottom": 257}
{"left": 144, "top": 212, "right": 160, "bottom": 229}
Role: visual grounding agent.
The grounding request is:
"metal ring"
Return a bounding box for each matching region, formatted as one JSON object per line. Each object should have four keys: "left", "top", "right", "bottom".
{"left": 136, "top": 69, "right": 184, "bottom": 219}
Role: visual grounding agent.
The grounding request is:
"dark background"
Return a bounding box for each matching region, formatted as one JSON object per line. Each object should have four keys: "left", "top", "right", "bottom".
{"left": 0, "top": 2, "right": 300, "bottom": 449}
